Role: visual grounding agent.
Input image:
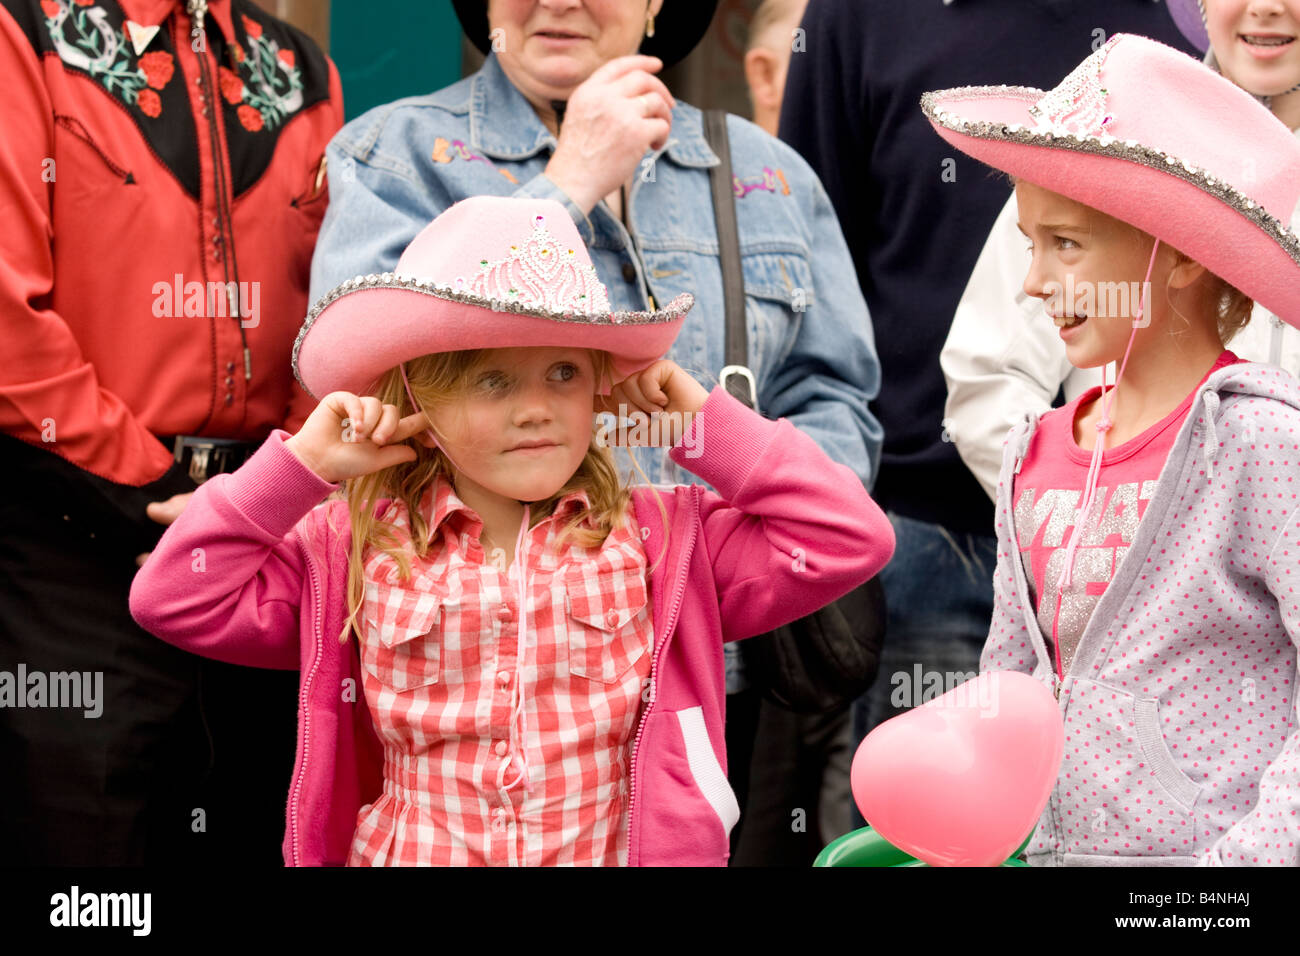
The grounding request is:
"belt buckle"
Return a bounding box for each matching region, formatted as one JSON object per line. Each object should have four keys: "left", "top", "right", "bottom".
{"left": 173, "top": 436, "right": 218, "bottom": 484}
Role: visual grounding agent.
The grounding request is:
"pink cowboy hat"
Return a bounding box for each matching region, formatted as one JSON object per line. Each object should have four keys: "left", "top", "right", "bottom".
{"left": 921, "top": 33, "right": 1300, "bottom": 327}
{"left": 293, "top": 196, "right": 693, "bottom": 399}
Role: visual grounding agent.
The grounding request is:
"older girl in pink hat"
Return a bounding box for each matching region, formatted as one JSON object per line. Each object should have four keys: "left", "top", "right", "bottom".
{"left": 128, "top": 195, "right": 893, "bottom": 866}
{"left": 946, "top": 1, "right": 1300, "bottom": 501}
{"left": 925, "top": 33, "right": 1300, "bottom": 866}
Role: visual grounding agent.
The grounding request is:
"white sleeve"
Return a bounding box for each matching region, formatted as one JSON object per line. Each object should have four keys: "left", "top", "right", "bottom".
{"left": 941, "top": 192, "right": 1100, "bottom": 501}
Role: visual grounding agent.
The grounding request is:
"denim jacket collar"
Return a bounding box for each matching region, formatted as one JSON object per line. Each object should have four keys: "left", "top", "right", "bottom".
{"left": 469, "top": 53, "right": 719, "bottom": 169}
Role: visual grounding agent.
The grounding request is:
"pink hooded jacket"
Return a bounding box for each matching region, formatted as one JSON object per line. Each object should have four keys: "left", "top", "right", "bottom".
{"left": 129, "top": 388, "right": 894, "bottom": 865}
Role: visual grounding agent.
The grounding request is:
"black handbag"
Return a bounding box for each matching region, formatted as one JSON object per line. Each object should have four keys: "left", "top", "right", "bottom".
{"left": 701, "top": 109, "right": 886, "bottom": 714}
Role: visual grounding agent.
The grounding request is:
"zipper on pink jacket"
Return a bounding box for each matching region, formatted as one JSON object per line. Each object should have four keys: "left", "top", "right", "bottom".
{"left": 288, "top": 518, "right": 328, "bottom": 866}
{"left": 625, "top": 489, "right": 698, "bottom": 866}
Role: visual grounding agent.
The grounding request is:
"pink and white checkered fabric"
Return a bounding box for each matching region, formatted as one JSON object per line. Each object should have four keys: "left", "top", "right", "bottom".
{"left": 347, "top": 478, "right": 653, "bottom": 866}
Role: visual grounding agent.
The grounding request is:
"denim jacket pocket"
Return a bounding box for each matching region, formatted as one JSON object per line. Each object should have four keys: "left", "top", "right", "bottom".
{"left": 739, "top": 251, "right": 814, "bottom": 387}
{"left": 562, "top": 553, "right": 650, "bottom": 684}
{"left": 360, "top": 580, "right": 450, "bottom": 692}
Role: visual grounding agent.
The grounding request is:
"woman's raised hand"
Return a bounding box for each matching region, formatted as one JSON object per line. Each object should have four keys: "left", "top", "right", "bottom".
{"left": 544, "top": 55, "right": 675, "bottom": 214}
{"left": 284, "top": 392, "right": 427, "bottom": 484}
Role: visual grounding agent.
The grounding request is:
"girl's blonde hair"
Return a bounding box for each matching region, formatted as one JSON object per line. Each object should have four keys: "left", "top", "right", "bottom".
{"left": 331, "top": 348, "right": 665, "bottom": 645}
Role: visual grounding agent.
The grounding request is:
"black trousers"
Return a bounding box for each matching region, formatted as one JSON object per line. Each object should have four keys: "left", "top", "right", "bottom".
{"left": 725, "top": 688, "right": 853, "bottom": 867}
{"left": 0, "top": 434, "right": 297, "bottom": 865}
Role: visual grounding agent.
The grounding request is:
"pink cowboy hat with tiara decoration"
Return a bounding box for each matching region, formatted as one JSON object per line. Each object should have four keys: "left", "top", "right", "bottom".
{"left": 921, "top": 33, "right": 1300, "bottom": 327}
{"left": 292, "top": 195, "right": 693, "bottom": 400}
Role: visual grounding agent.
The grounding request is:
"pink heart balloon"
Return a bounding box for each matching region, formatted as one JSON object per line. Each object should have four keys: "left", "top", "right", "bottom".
{"left": 851, "top": 670, "right": 1063, "bottom": 867}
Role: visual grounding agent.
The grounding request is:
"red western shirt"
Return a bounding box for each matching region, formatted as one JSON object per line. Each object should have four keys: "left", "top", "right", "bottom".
{"left": 0, "top": 0, "right": 343, "bottom": 486}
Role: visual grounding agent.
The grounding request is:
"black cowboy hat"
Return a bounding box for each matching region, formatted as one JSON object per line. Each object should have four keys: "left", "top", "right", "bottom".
{"left": 452, "top": 0, "right": 719, "bottom": 69}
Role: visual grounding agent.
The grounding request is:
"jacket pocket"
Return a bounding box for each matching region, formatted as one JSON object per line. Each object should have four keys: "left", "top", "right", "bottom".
{"left": 1057, "top": 680, "right": 1202, "bottom": 859}
{"left": 739, "top": 251, "right": 814, "bottom": 389}
{"left": 562, "top": 551, "right": 649, "bottom": 684}
{"left": 1133, "top": 697, "right": 1203, "bottom": 812}
{"left": 53, "top": 114, "right": 135, "bottom": 184}
{"left": 674, "top": 706, "right": 741, "bottom": 834}
{"left": 360, "top": 580, "right": 448, "bottom": 692}
{"left": 291, "top": 152, "right": 329, "bottom": 211}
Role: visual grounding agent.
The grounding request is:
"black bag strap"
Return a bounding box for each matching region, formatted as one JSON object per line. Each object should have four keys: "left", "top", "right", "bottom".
{"left": 702, "top": 109, "right": 757, "bottom": 409}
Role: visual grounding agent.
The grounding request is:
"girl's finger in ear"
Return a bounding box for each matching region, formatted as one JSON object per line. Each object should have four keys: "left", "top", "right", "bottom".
{"left": 392, "top": 411, "right": 433, "bottom": 442}
{"left": 372, "top": 404, "right": 401, "bottom": 443}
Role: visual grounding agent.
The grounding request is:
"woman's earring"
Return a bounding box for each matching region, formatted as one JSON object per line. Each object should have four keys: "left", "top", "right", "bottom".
{"left": 645, "top": 12, "right": 655, "bottom": 38}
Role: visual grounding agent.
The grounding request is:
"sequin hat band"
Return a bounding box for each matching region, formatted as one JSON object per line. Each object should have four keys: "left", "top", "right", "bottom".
{"left": 293, "top": 196, "right": 693, "bottom": 400}
{"left": 921, "top": 34, "right": 1300, "bottom": 329}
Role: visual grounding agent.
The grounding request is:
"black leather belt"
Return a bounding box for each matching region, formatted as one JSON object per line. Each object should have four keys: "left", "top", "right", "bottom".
{"left": 160, "top": 435, "right": 262, "bottom": 484}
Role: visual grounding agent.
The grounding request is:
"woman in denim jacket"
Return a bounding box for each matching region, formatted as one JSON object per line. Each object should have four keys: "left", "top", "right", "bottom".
{"left": 308, "top": 1, "right": 882, "bottom": 494}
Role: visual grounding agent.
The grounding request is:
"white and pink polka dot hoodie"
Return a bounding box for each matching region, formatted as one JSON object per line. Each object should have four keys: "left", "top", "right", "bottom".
{"left": 982, "top": 362, "right": 1300, "bottom": 866}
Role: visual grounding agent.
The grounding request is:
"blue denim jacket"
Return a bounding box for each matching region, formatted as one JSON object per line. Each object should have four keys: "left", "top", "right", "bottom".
{"left": 308, "top": 54, "right": 884, "bottom": 690}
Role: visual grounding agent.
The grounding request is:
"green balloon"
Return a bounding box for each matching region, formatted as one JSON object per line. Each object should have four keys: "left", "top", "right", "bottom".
{"left": 813, "top": 825, "right": 1033, "bottom": 867}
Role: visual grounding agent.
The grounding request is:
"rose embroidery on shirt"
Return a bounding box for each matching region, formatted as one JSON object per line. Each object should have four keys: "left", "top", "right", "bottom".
{"left": 225, "top": 13, "right": 304, "bottom": 132}
{"left": 41, "top": 0, "right": 175, "bottom": 119}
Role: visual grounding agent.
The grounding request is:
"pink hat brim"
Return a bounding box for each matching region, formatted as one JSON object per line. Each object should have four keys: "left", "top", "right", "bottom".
{"left": 295, "top": 286, "right": 692, "bottom": 399}
{"left": 925, "top": 89, "right": 1300, "bottom": 329}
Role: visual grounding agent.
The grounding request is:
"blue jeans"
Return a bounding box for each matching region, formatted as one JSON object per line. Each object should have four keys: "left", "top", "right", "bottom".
{"left": 850, "top": 511, "right": 997, "bottom": 828}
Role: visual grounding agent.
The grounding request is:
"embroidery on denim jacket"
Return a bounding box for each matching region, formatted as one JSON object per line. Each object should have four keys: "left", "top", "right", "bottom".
{"left": 432, "top": 137, "right": 520, "bottom": 184}
{"left": 733, "top": 167, "right": 790, "bottom": 198}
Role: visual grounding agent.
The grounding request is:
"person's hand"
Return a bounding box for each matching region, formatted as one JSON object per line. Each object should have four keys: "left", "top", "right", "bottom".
{"left": 284, "top": 392, "right": 427, "bottom": 485}
{"left": 596, "top": 360, "right": 709, "bottom": 447}
{"left": 134, "top": 492, "right": 195, "bottom": 568}
{"left": 543, "top": 55, "right": 675, "bottom": 214}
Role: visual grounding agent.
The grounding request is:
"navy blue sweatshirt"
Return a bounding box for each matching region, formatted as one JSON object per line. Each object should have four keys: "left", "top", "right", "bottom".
{"left": 778, "top": 0, "right": 1195, "bottom": 535}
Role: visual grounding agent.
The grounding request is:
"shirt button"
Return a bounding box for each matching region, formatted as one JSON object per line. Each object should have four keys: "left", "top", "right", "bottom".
{"left": 497, "top": 670, "right": 510, "bottom": 686}
{"left": 225, "top": 376, "right": 234, "bottom": 387}
{"left": 621, "top": 262, "right": 636, "bottom": 283}
{"left": 226, "top": 360, "right": 235, "bottom": 373}
{"left": 494, "top": 740, "right": 508, "bottom": 757}
{"left": 605, "top": 608, "right": 619, "bottom": 628}
{"left": 497, "top": 605, "right": 513, "bottom": 623}
{"left": 224, "top": 393, "right": 233, "bottom": 405}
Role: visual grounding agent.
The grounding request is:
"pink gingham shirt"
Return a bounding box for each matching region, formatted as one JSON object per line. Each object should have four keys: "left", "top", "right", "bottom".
{"left": 347, "top": 477, "right": 653, "bottom": 866}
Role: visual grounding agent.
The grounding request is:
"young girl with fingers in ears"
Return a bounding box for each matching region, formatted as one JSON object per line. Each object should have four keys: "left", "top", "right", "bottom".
{"left": 924, "top": 34, "right": 1300, "bottom": 866}
{"left": 129, "top": 195, "right": 894, "bottom": 866}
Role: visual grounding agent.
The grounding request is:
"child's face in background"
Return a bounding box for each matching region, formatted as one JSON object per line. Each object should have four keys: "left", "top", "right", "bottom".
{"left": 1015, "top": 181, "right": 1180, "bottom": 370}
{"left": 425, "top": 346, "right": 597, "bottom": 506}
{"left": 1204, "top": 0, "right": 1300, "bottom": 96}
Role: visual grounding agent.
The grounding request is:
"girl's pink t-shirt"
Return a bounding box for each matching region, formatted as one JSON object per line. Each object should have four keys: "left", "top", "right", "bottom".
{"left": 1012, "top": 350, "right": 1241, "bottom": 678}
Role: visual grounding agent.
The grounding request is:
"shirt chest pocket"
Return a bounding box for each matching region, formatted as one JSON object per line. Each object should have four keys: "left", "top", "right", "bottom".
{"left": 562, "top": 551, "right": 651, "bottom": 684}
{"left": 361, "top": 582, "right": 455, "bottom": 693}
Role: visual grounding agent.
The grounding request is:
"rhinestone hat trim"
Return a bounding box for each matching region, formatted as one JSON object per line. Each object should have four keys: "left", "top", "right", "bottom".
{"left": 919, "top": 86, "right": 1300, "bottom": 268}
{"left": 291, "top": 275, "right": 693, "bottom": 394}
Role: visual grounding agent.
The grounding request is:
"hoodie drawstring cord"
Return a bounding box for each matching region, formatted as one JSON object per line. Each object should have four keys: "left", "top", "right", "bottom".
{"left": 1057, "top": 239, "right": 1161, "bottom": 590}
